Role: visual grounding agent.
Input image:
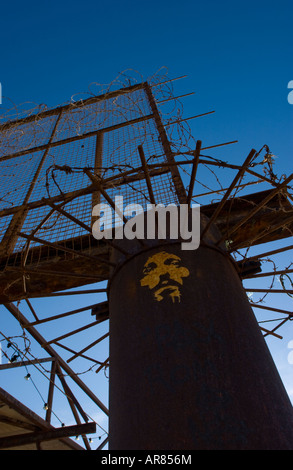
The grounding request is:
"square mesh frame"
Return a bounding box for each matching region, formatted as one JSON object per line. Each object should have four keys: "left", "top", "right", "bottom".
{"left": 0, "top": 82, "right": 184, "bottom": 260}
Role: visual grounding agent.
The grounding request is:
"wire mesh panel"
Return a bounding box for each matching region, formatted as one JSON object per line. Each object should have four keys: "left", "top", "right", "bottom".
{"left": 1, "top": 72, "right": 293, "bottom": 450}
{"left": 0, "top": 82, "right": 181, "bottom": 269}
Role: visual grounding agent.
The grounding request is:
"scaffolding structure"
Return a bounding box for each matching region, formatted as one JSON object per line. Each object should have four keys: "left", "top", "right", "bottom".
{"left": 0, "top": 71, "right": 293, "bottom": 449}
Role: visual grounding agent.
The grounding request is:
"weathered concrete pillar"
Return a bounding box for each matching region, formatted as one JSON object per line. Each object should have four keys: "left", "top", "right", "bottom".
{"left": 108, "top": 215, "right": 293, "bottom": 449}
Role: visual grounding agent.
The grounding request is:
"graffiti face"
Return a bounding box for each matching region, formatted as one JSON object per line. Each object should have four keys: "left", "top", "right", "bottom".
{"left": 140, "top": 251, "right": 190, "bottom": 303}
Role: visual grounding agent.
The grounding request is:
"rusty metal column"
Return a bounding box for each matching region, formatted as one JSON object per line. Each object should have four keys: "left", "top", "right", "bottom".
{"left": 108, "top": 215, "right": 293, "bottom": 450}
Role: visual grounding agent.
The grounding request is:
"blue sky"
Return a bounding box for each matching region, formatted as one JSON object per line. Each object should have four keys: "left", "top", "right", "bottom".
{"left": 0, "top": 0, "right": 293, "bottom": 449}
{"left": 1, "top": 0, "right": 292, "bottom": 169}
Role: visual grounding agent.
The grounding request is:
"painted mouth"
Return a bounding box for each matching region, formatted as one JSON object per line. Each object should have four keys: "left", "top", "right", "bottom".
{"left": 153, "top": 285, "right": 181, "bottom": 303}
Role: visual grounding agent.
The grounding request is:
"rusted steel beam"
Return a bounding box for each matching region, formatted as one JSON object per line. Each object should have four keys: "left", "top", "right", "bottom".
{"left": 96, "top": 435, "right": 109, "bottom": 450}
{"left": 245, "top": 288, "right": 293, "bottom": 294}
{"left": 0, "top": 233, "right": 110, "bottom": 302}
{"left": 55, "top": 342, "right": 105, "bottom": 365}
{"left": 0, "top": 422, "right": 96, "bottom": 449}
{"left": 0, "top": 82, "right": 147, "bottom": 131}
{"left": 45, "top": 360, "right": 57, "bottom": 424}
{"left": 46, "top": 200, "right": 92, "bottom": 233}
{"left": 91, "top": 300, "right": 109, "bottom": 320}
{"left": 18, "top": 232, "right": 116, "bottom": 268}
{"left": 201, "top": 140, "right": 238, "bottom": 150}
{"left": 55, "top": 363, "right": 89, "bottom": 424}
{"left": 25, "top": 298, "right": 39, "bottom": 321}
{"left": 237, "top": 259, "right": 261, "bottom": 277}
{"left": 8, "top": 265, "right": 105, "bottom": 281}
{"left": 25, "top": 302, "right": 100, "bottom": 327}
{"left": 95, "top": 358, "right": 109, "bottom": 374}
{"left": 262, "top": 318, "right": 289, "bottom": 338}
{"left": 244, "top": 268, "right": 293, "bottom": 279}
{"left": 217, "top": 172, "right": 293, "bottom": 246}
{"left": 156, "top": 91, "right": 196, "bottom": 104}
{"left": 99, "top": 157, "right": 194, "bottom": 185}
{"left": 4, "top": 303, "right": 109, "bottom": 416}
{"left": 144, "top": 82, "right": 187, "bottom": 203}
{"left": 0, "top": 158, "right": 197, "bottom": 219}
{"left": 0, "top": 415, "right": 39, "bottom": 432}
{"left": 30, "top": 288, "right": 107, "bottom": 298}
{"left": 191, "top": 179, "right": 262, "bottom": 200}
{"left": 67, "top": 332, "right": 109, "bottom": 364}
{"left": 0, "top": 387, "right": 81, "bottom": 449}
{"left": 0, "top": 113, "right": 154, "bottom": 163}
{"left": 92, "top": 162, "right": 171, "bottom": 187}
{"left": 0, "top": 357, "right": 54, "bottom": 371}
{"left": 259, "top": 326, "right": 283, "bottom": 339}
{"left": 0, "top": 185, "right": 95, "bottom": 219}
{"left": 231, "top": 212, "right": 293, "bottom": 250}
{"left": 84, "top": 169, "right": 146, "bottom": 247}
{"left": 201, "top": 188, "right": 293, "bottom": 249}
{"left": 151, "top": 75, "right": 188, "bottom": 88}
{"left": 246, "top": 244, "right": 293, "bottom": 261}
{"left": 0, "top": 157, "right": 176, "bottom": 219}
{"left": 200, "top": 149, "right": 257, "bottom": 239}
{"left": 164, "top": 110, "right": 215, "bottom": 127}
{"left": 42, "top": 320, "right": 102, "bottom": 346}
{"left": 250, "top": 302, "right": 293, "bottom": 316}
{"left": 1, "top": 186, "right": 291, "bottom": 302}
{"left": 25, "top": 111, "right": 63, "bottom": 205}
{"left": 55, "top": 363, "right": 91, "bottom": 450}
{"left": 138, "top": 145, "right": 156, "bottom": 204}
{"left": 92, "top": 132, "right": 104, "bottom": 213}
{"left": 84, "top": 169, "right": 127, "bottom": 224}
{"left": 186, "top": 140, "right": 202, "bottom": 207}
{"left": 0, "top": 111, "right": 63, "bottom": 257}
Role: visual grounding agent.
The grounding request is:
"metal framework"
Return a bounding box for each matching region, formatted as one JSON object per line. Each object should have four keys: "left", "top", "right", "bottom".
{"left": 0, "top": 71, "right": 292, "bottom": 449}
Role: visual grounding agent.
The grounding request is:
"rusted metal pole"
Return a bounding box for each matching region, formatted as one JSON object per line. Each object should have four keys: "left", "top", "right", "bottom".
{"left": 67, "top": 332, "right": 109, "bottom": 364}
{"left": 0, "top": 113, "right": 154, "bottom": 163}
{"left": 0, "top": 422, "right": 96, "bottom": 449}
{"left": 164, "top": 110, "right": 215, "bottom": 126}
{"left": 138, "top": 145, "right": 156, "bottom": 205}
{"left": 144, "top": 82, "right": 187, "bottom": 203}
{"left": 200, "top": 148, "right": 257, "bottom": 240}
{"left": 156, "top": 91, "right": 196, "bottom": 104}
{"left": 0, "top": 110, "right": 63, "bottom": 257}
{"left": 0, "top": 82, "right": 147, "bottom": 133}
{"left": 108, "top": 214, "right": 293, "bottom": 450}
{"left": 250, "top": 303, "right": 293, "bottom": 316}
{"left": 18, "top": 231, "right": 116, "bottom": 268}
{"left": 186, "top": 140, "right": 202, "bottom": 207}
{"left": 4, "top": 303, "right": 109, "bottom": 416}
{"left": 45, "top": 360, "right": 57, "bottom": 424}
{"left": 217, "top": 172, "right": 293, "bottom": 246}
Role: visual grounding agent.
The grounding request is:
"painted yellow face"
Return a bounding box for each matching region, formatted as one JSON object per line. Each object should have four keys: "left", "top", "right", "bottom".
{"left": 140, "top": 251, "right": 190, "bottom": 303}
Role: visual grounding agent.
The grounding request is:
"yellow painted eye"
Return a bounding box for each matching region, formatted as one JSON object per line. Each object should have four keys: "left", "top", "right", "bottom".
{"left": 143, "top": 262, "right": 156, "bottom": 275}
{"left": 165, "top": 259, "right": 179, "bottom": 266}
{"left": 143, "top": 266, "right": 152, "bottom": 275}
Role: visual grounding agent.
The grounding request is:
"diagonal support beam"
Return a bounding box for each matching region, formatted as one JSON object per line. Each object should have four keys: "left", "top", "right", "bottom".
{"left": 18, "top": 231, "right": 116, "bottom": 268}
{"left": 0, "top": 422, "right": 96, "bottom": 449}
{"left": 4, "top": 303, "right": 109, "bottom": 416}
{"left": 138, "top": 145, "right": 156, "bottom": 205}
{"left": 186, "top": 140, "right": 202, "bottom": 207}
{"left": 200, "top": 148, "right": 257, "bottom": 240}
{"left": 217, "top": 172, "right": 293, "bottom": 246}
{"left": 0, "top": 357, "right": 54, "bottom": 371}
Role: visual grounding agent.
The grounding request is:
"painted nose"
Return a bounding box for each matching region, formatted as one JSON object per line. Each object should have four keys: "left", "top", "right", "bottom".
{"left": 159, "top": 273, "right": 171, "bottom": 285}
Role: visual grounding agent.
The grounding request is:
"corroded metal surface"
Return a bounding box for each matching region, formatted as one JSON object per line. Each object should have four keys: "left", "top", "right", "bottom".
{"left": 108, "top": 218, "right": 293, "bottom": 450}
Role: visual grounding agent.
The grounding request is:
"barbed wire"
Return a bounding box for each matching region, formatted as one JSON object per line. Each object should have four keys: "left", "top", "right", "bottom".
{"left": 0, "top": 69, "right": 292, "bottom": 449}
